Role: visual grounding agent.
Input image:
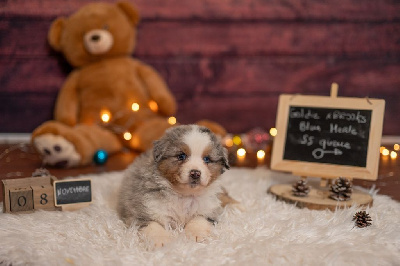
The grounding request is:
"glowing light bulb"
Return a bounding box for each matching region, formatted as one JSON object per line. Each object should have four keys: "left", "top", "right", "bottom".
{"left": 168, "top": 116, "right": 177, "bottom": 125}
{"left": 394, "top": 144, "right": 399, "bottom": 151}
{"left": 131, "top": 103, "right": 140, "bottom": 112}
{"left": 225, "top": 138, "right": 233, "bottom": 148}
{"left": 232, "top": 135, "right": 242, "bottom": 146}
{"left": 100, "top": 110, "right": 111, "bottom": 123}
{"left": 257, "top": 150, "right": 265, "bottom": 160}
{"left": 148, "top": 100, "right": 158, "bottom": 112}
{"left": 382, "top": 148, "right": 390, "bottom": 156}
{"left": 123, "top": 132, "right": 132, "bottom": 141}
{"left": 269, "top": 128, "right": 277, "bottom": 137}
{"left": 237, "top": 148, "right": 246, "bottom": 157}
{"left": 390, "top": 151, "right": 397, "bottom": 159}
{"left": 380, "top": 146, "right": 386, "bottom": 153}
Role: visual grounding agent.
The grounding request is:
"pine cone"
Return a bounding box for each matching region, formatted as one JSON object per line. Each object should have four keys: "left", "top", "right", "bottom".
{"left": 329, "top": 177, "right": 352, "bottom": 201}
{"left": 32, "top": 168, "right": 50, "bottom": 177}
{"left": 353, "top": 211, "right": 372, "bottom": 228}
{"left": 292, "top": 180, "right": 310, "bottom": 197}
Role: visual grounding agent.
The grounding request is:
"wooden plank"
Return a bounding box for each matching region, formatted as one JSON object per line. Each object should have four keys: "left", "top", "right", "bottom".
{"left": 0, "top": 57, "right": 66, "bottom": 93}
{"left": 146, "top": 57, "right": 400, "bottom": 97}
{"left": 3, "top": 56, "right": 398, "bottom": 98}
{"left": 2, "top": 18, "right": 400, "bottom": 57}
{"left": 1, "top": 57, "right": 400, "bottom": 135}
{"left": 177, "top": 96, "right": 279, "bottom": 134}
{"left": 0, "top": 17, "right": 50, "bottom": 57}
{"left": 0, "top": 94, "right": 56, "bottom": 133}
{"left": 1, "top": 0, "right": 399, "bottom": 21}
{"left": 136, "top": 22, "right": 400, "bottom": 57}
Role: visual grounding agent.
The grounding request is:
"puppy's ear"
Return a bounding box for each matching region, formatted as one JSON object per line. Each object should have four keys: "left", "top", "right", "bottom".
{"left": 153, "top": 139, "right": 166, "bottom": 163}
{"left": 221, "top": 147, "right": 230, "bottom": 172}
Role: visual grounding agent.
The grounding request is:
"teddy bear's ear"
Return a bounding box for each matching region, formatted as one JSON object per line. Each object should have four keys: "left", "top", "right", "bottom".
{"left": 48, "top": 17, "right": 66, "bottom": 51}
{"left": 117, "top": 1, "right": 140, "bottom": 26}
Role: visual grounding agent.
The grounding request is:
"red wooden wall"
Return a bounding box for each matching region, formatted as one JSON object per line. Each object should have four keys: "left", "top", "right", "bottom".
{"left": 1, "top": 0, "right": 399, "bottom": 134}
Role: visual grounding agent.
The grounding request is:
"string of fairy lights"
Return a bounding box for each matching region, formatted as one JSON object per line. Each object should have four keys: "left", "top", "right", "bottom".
{"left": 223, "top": 128, "right": 400, "bottom": 165}
{"left": 99, "top": 100, "right": 177, "bottom": 143}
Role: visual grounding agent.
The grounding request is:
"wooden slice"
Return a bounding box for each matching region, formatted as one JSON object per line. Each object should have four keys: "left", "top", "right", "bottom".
{"left": 268, "top": 183, "right": 373, "bottom": 211}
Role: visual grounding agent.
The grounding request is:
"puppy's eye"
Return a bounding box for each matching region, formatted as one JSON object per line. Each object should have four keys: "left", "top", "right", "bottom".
{"left": 177, "top": 153, "right": 187, "bottom": 161}
{"left": 203, "top": 156, "right": 211, "bottom": 164}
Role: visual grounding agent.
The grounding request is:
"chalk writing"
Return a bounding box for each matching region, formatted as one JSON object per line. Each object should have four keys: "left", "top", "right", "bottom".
{"left": 54, "top": 180, "right": 92, "bottom": 206}
{"left": 56, "top": 186, "right": 90, "bottom": 197}
{"left": 299, "top": 121, "right": 321, "bottom": 132}
{"left": 312, "top": 148, "right": 342, "bottom": 159}
{"left": 290, "top": 108, "right": 320, "bottom": 119}
{"left": 326, "top": 110, "right": 367, "bottom": 123}
{"left": 283, "top": 107, "right": 372, "bottom": 167}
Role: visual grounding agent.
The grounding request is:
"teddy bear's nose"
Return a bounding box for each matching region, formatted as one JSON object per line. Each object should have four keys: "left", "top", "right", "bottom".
{"left": 91, "top": 34, "right": 101, "bottom": 42}
{"left": 84, "top": 29, "right": 114, "bottom": 55}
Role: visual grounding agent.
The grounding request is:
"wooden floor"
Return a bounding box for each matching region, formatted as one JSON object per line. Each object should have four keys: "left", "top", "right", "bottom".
{"left": 0, "top": 143, "right": 399, "bottom": 203}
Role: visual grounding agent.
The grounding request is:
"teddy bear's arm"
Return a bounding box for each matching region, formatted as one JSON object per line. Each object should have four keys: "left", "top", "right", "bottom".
{"left": 54, "top": 70, "right": 80, "bottom": 126}
{"left": 136, "top": 62, "right": 177, "bottom": 116}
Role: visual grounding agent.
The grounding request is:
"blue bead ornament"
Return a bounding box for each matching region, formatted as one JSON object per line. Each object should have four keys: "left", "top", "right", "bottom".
{"left": 93, "top": 149, "right": 108, "bottom": 165}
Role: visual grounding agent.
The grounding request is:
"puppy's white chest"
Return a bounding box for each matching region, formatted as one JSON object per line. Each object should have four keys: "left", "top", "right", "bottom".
{"left": 168, "top": 196, "right": 199, "bottom": 225}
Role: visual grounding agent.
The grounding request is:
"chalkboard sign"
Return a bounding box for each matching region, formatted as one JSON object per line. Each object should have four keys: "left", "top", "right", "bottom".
{"left": 271, "top": 93, "right": 385, "bottom": 180}
{"left": 53, "top": 179, "right": 92, "bottom": 206}
{"left": 284, "top": 107, "right": 372, "bottom": 167}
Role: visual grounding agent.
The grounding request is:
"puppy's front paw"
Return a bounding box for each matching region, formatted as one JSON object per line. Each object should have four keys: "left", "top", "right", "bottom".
{"left": 140, "top": 222, "right": 172, "bottom": 249}
{"left": 33, "top": 134, "right": 81, "bottom": 168}
{"left": 185, "top": 216, "right": 212, "bottom": 243}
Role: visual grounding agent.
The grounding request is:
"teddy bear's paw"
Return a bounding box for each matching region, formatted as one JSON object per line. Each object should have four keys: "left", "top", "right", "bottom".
{"left": 185, "top": 216, "right": 212, "bottom": 243}
{"left": 33, "top": 134, "right": 81, "bottom": 168}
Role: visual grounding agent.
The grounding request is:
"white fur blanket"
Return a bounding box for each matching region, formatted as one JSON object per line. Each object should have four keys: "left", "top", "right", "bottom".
{"left": 1, "top": 168, "right": 399, "bottom": 265}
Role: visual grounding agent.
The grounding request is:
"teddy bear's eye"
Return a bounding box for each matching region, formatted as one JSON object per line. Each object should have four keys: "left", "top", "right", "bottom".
{"left": 103, "top": 24, "right": 109, "bottom": 30}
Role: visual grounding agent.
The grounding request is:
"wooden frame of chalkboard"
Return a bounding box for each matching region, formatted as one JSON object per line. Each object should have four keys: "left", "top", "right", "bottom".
{"left": 53, "top": 179, "right": 92, "bottom": 207}
{"left": 271, "top": 93, "right": 385, "bottom": 180}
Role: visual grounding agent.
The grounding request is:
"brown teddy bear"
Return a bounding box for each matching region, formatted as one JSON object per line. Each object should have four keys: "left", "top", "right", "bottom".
{"left": 32, "top": 1, "right": 225, "bottom": 168}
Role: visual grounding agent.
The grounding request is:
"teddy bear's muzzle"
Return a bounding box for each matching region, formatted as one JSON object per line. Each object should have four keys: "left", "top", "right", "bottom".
{"left": 84, "top": 29, "right": 114, "bottom": 55}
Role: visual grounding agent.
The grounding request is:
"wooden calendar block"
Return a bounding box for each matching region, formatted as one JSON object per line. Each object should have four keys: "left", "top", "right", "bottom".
{"left": 2, "top": 175, "right": 58, "bottom": 213}
{"left": 31, "top": 185, "right": 56, "bottom": 210}
{"left": 9, "top": 187, "right": 34, "bottom": 212}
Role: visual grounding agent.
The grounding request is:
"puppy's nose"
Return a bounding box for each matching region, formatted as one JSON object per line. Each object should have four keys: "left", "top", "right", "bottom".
{"left": 189, "top": 169, "right": 201, "bottom": 181}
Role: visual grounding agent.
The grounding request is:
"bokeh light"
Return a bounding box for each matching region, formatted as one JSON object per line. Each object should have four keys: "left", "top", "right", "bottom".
{"left": 131, "top": 103, "right": 140, "bottom": 112}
